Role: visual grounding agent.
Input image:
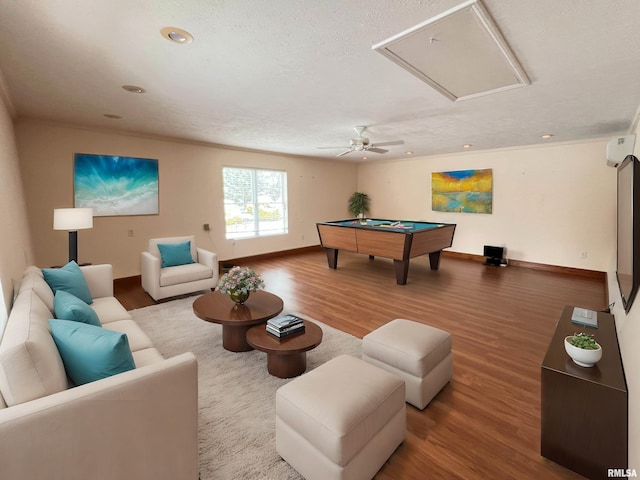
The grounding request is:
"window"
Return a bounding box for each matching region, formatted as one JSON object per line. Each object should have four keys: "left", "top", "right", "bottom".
{"left": 222, "top": 167, "right": 288, "bottom": 239}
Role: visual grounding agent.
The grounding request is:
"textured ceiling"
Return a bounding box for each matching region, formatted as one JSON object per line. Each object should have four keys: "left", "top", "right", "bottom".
{"left": 0, "top": 0, "right": 639, "bottom": 162}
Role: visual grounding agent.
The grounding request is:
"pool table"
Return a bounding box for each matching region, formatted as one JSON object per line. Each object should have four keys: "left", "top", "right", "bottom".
{"left": 316, "top": 218, "right": 456, "bottom": 285}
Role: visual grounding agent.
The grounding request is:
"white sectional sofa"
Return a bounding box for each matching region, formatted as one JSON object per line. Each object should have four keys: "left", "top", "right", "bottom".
{"left": 0, "top": 264, "right": 199, "bottom": 480}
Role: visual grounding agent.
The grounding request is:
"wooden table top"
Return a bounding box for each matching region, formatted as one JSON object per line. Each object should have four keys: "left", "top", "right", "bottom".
{"left": 542, "top": 305, "right": 626, "bottom": 391}
{"left": 246, "top": 319, "right": 323, "bottom": 355}
{"left": 192, "top": 290, "right": 284, "bottom": 327}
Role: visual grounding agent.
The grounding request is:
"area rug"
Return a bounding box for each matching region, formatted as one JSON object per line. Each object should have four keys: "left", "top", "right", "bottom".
{"left": 130, "top": 297, "right": 362, "bottom": 479}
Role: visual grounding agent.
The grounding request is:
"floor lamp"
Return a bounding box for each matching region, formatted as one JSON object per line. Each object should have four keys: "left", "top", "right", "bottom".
{"left": 53, "top": 208, "right": 94, "bottom": 263}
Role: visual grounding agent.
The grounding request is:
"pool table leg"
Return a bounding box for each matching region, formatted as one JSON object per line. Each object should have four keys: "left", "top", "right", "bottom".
{"left": 393, "top": 259, "right": 409, "bottom": 285}
{"left": 428, "top": 251, "right": 442, "bottom": 270}
{"left": 324, "top": 248, "right": 338, "bottom": 269}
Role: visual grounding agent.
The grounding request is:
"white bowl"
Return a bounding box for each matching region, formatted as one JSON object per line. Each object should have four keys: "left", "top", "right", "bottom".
{"left": 564, "top": 336, "right": 602, "bottom": 367}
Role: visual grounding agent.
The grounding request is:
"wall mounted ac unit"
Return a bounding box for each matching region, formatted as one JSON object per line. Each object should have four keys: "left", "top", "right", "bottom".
{"left": 606, "top": 134, "right": 636, "bottom": 167}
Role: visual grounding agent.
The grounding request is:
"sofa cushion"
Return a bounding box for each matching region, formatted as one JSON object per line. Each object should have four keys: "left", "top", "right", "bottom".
{"left": 159, "top": 263, "right": 213, "bottom": 287}
{"left": 158, "top": 241, "right": 195, "bottom": 268}
{"left": 101, "top": 320, "right": 154, "bottom": 352}
{"left": 19, "top": 267, "right": 55, "bottom": 313}
{"left": 42, "top": 261, "right": 93, "bottom": 305}
{"left": 0, "top": 291, "right": 68, "bottom": 406}
{"left": 90, "top": 297, "right": 132, "bottom": 325}
{"left": 54, "top": 290, "right": 101, "bottom": 326}
{"left": 132, "top": 347, "right": 165, "bottom": 368}
{"left": 49, "top": 319, "right": 136, "bottom": 386}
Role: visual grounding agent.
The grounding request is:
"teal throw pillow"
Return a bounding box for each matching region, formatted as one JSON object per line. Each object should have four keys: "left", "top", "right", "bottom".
{"left": 49, "top": 319, "right": 136, "bottom": 386}
{"left": 42, "top": 261, "right": 93, "bottom": 305}
{"left": 157, "top": 241, "right": 195, "bottom": 268}
{"left": 54, "top": 290, "right": 101, "bottom": 326}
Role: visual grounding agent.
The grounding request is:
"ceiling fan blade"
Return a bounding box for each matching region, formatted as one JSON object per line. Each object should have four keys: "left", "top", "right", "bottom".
{"left": 367, "top": 147, "right": 388, "bottom": 154}
{"left": 317, "top": 146, "right": 350, "bottom": 149}
{"left": 336, "top": 149, "right": 353, "bottom": 157}
{"left": 370, "top": 140, "right": 404, "bottom": 147}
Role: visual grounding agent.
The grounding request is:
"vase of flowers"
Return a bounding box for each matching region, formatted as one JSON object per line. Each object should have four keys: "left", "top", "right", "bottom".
{"left": 217, "top": 266, "right": 265, "bottom": 305}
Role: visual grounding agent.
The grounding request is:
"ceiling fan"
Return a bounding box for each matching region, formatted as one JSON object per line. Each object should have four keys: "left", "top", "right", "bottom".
{"left": 317, "top": 126, "right": 404, "bottom": 157}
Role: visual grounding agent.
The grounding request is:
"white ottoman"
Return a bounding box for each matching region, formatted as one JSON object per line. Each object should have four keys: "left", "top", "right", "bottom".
{"left": 362, "top": 319, "right": 452, "bottom": 410}
{"left": 276, "top": 354, "right": 406, "bottom": 480}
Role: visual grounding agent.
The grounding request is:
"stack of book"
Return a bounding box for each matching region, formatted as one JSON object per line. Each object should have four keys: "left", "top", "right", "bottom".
{"left": 267, "top": 314, "right": 305, "bottom": 338}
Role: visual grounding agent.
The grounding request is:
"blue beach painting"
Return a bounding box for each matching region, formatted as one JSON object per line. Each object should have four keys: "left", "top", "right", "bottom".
{"left": 74, "top": 153, "right": 159, "bottom": 216}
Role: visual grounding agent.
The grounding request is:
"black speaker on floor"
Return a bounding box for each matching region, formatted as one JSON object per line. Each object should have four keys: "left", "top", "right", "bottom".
{"left": 483, "top": 245, "right": 505, "bottom": 266}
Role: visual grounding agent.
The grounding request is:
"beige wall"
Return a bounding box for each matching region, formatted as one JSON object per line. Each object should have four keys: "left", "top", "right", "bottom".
{"left": 0, "top": 98, "right": 33, "bottom": 330}
{"left": 14, "top": 119, "right": 358, "bottom": 278}
{"left": 358, "top": 139, "right": 616, "bottom": 271}
{"left": 607, "top": 111, "right": 640, "bottom": 469}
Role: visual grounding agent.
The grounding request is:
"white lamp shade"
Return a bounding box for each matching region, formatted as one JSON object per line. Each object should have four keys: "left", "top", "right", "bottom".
{"left": 53, "top": 208, "right": 94, "bottom": 231}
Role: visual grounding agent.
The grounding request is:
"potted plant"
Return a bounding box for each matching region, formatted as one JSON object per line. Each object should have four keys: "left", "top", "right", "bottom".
{"left": 564, "top": 332, "right": 602, "bottom": 367}
{"left": 348, "top": 192, "right": 370, "bottom": 224}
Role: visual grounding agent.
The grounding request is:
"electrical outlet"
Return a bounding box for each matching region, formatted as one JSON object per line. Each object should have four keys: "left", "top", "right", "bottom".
{"left": 128, "top": 229, "right": 134, "bottom": 237}
{"left": 204, "top": 223, "right": 210, "bottom": 231}
{"left": 580, "top": 251, "right": 588, "bottom": 259}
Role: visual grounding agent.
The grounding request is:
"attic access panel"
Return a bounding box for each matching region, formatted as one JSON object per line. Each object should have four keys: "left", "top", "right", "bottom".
{"left": 372, "top": 0, "right": 530, "bottom": 101}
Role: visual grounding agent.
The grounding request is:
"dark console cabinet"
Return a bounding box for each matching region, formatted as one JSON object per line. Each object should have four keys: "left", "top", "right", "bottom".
{"left": 541, "top": 306, "right": 627, "bottom": 479}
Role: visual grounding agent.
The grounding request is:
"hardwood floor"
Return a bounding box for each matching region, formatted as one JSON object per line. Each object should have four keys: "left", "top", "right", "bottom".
{"left": 116, "top": 250, "right": 606, "bottom": 480}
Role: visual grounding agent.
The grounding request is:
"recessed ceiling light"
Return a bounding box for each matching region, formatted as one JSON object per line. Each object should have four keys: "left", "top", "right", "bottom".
{"left": 362, "top": 156, "right": 368, "bottom": 160}
{"left": 405, "top": 151, "right": 413, "bottom": 155}
{"left": 103, "top": 114, "right": 122, "bottom": 119}
{"left": 160, "top": 27, "right": 194, "bottom": 44}
{"left": 122, "top": 85, "right": 146, "bottom": 93}
{"left": 463, "top": 144, "right": 472, "bottom": 149}
{"left": 541, "top": 134, "right": 553, "bottom": 139}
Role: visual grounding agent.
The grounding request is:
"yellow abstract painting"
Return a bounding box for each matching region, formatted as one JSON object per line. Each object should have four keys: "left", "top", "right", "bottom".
{"left": 432, "top": 169, "right": 493, "bottom": 213}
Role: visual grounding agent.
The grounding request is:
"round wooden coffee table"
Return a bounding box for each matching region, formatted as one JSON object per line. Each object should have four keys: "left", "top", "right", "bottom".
{"left": 192, "top": 290, "right": 284, "bottom": 352}
{"left": 246, "top": 319, "right": 323, "bottom": 378}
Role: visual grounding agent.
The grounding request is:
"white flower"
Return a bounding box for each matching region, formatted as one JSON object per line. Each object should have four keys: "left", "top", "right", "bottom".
{"left": 217, "top": 266, "right": 265, "bottom": 294}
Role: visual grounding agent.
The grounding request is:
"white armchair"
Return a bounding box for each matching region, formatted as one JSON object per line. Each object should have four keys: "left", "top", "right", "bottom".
{"left": 141, "top": 235, "right": 218, "bottom": 301}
